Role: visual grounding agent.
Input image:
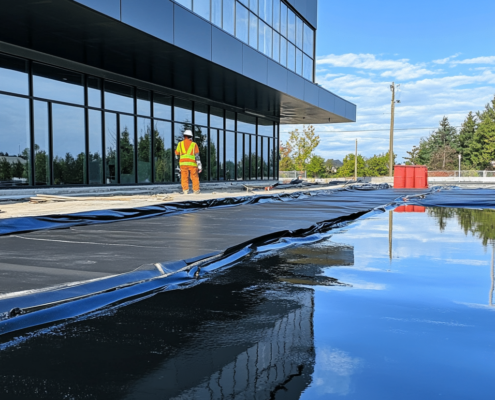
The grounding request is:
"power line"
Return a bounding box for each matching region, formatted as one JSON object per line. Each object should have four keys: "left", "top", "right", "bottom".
{"left": 281, "top": 126, "right": 461, "bottom": 134}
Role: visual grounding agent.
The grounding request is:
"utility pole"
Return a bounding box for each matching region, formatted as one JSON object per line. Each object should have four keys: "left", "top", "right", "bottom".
{"left": 389, "top": 83, "right": 398, "bottom": 177}
{"left": 355, "top": 139, "right": 358, "bottom": 181}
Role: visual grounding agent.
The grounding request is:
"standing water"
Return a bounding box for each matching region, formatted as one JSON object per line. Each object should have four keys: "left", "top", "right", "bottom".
{"left": 0, "top": 207, "right": 493, "bottom": 399}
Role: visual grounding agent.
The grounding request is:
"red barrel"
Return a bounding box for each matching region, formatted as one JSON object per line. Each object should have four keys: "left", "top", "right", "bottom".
{"left": 413, "top": 206, "right": 426, "bottom": 212}
{"left": 405, "top": 167, "right": 415, "bottom": 188}
{"left": 414, "top": 166, "right": 428, "bottom": 189}
{"left": 394, "top": 206, "right": 406, "bottom": 213}
{"left": 405, "top": 205, "right": 415, "bottom": 212}
{"left": 394, "top": 165, "right": 406, "bottom": 188}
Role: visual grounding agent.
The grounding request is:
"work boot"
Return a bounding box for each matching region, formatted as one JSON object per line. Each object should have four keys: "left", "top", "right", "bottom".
{"left": 194, "top": 190, "right": 201, "bottom": 195}
{"left": 183, "top": 190, "right": 189, "bottom": 195}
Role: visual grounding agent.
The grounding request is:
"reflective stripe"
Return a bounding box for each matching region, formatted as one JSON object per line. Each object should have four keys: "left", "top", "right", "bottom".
{"left": 177, "top": 141, "right": 198, "bottom": 167}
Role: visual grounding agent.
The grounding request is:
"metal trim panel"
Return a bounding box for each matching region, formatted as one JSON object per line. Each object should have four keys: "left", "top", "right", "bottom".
{"left": 304, "top": 80, "right": 319, "bottom": 107}
{"left": 267, "top": 59, "right": 288, "bottom": 93}
{"left": 121, "top": 0, "right": 173, "bottom": 43}
{"left": 173, "top": 4, "right": 212, "bottom": 61}
{"left": 242, "top": 45, "right": 268, "bottom": 85}
{"left": 211, "top": 27, "right": 243, "bottom": 74}
{"left": 287, "top": 71, "right": 304, "bottom": 99}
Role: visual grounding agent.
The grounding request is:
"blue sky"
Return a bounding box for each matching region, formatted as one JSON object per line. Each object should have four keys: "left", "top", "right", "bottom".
{"left": 282, "top": 0, "right": 495, "bottom": 162}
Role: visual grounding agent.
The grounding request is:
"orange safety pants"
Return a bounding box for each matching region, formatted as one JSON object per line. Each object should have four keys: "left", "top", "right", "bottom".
{"left": 180, "top": 165, "right": 200, "bottom": 192}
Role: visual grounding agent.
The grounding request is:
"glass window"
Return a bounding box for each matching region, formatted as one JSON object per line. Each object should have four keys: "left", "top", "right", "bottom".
{"left": 258, "top": 20, "right": 266, "bottom": 55}
{"left": 33, "top": 63, "right": 84, "bottom": 105}
{"left": 223, "top": 0, "right": 235, "bottom": 35}
{"left": 257, "top": 136, "right": 262, "bottom": 179}
{"left": 236, "top": 133, "right": 244, "bottom": 180}
{"left": 34, "top": 101, "right": 50, "bottom": 186}
{"left": 105, "top": 81, "right": 134, "bottom": 114}
{"left": 193, "top": 0, "right": 210, "bottom": 20}
{"left": 258, "top": 119, "right": 273, "bottom": 136}
{"left": 296, "top": 48, "right": 303, "bottom": 75}
{"left": 239, "top": 0, "right": 249, "bottom": 7}
{"left": 287, "top": 42, "right": 296, "bottom": 72}
{"left": 250, "top": 135, "right": 257, "bottom": 179}
{"left": 119, "top": 114, "right": 135, "bottom": 184}
{"left": 244, "top": 134, "right": 250, "bottom": 179}
{"left": 137, "top": 117, "right": 152, "bottom": 183}
{"left": 174, "top": 98, "right": 192, "bottom": 123}
{"left": 303, "top": 23, "right": 314, "bottom": 56}
{"left": 52, "top": 104, "right": 85, "bottom": 185}
{"left": 209, "top": 129, "right": 218, "bottom": 180}
{"left": 249, "top": 0, "right": 257, "bottom": 14}
{"left": 88, "top": 110, "right": 103, "bottom": 185}
{"left": 0, "top": 54, "right": 28, "bottom": 95}
{"left": 296, "top": 16, "right": 303, "bottom": 49}
{"left": 226, "top": 131, "right": 235, "bottom": 180}
{"left": 287, "top": 8, "right": 295, "bottom": 43}
{"left": 264, "top": 25, "right": 272, "bottom": 57}
{"left": 194, "top": 125, "right": 208, "bottom": 181}
{"left": 259, "top": 0, "right": 272, "bottom": 24}
{"left": 272, "top": 31, "right": 280, "bottom": 63}
{"left": 303, "top": 54, "right": 313, "bottom": 81}
{"left": 226, "top": 111, "right": 235, "bottom": 131}
{"left": 137, "top": 89, "right": 150, "bottom": 116}
{"left": 104, "top": 112, "right": 118, "bottom": 184}
{"left": 218, "top": 130, "right": 224, "bottom": 180}
{"left": 273, "top": 0, "right": 280, "bottom": 32}
{"left": 280, "top": 36, "right": 287, "bottom": 67}
{"left": 249, "top": 13, "right": 258, "bottom": 49}
{"left": 154, "top": 93, "right": 172, "bottom": 120}
{"left": 0, "top": 94, "right": 30, "bottom": 187}
{"left": 88, "top": 77, "right": 101, "bottom": 108}
{"left": 175, "top": 0, "right": 191, "bottom": 9}
{"left": 237, "top": 114, "right": 256, "bottom": 134}
{"left": 211, "top": 0, "right": 222, "bottom": 27}
{"left": 259, "top": 21, "right": 272, "bottom": 57}
{"left": 236, "top": 3, "right": 249, "bottom": 44}
{"left": 210, "top": 106, "right": 224, "bottom": 129}
{"left": 154, "top": 120, "right": 173, "bottom": 182}
{"left": 194, "top": 102, "right": 208, "bottom": 126}
{"left": 280, "top": 2, "right": 287, "bottom": 37}
{"left": 263, "top": 136, "right": 269, "bottom": 179}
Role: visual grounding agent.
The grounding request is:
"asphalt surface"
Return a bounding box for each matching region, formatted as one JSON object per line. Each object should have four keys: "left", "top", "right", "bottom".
{"left": 0, "top": 188, "right": 415, "bottom": 296}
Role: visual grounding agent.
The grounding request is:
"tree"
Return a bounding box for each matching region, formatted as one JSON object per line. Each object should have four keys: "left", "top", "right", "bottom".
{"left": 279, "top": 141, "right": 294, "bottom": 171}
{"left": 457, "top": 112, "right": 477, "bottom": 167}
{"left": 467, "top": 96, "right": 495, "bottom": 169}
{"left": 403, "top": 146, "right": 420, "bottom": 165}
{"left": 336, "top": 153, "right": 366, "bottom": 178}
{"left": 280, "top": 125, "right": 320, "bottom": 171}
{"left": 306, "top": 155, "right": 325, "bottom": 178}
{"left": 366, "top": 152, "right": 395, "bottom": 176}
{"left": 0, "top": 157, "right": 12, "bottom": 180}
{"left": 428, "top": 144, "right": 459, "bottom": 170}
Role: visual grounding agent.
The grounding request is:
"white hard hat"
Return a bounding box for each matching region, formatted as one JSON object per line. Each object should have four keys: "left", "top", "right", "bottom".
{"left": 183, "top": 130, "right": 193, "bottom": 137}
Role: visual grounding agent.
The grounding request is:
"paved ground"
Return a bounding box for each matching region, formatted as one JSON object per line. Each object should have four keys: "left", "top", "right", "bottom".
{"left": 0, "top": 184, "right": 342, "bottom": 219}
{"left": 0, "top": 188, "right": 413, "bottom": 296}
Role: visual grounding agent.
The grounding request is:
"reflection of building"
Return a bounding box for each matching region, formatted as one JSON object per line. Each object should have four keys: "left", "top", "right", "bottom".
{"left": 127, "top": 292, "right": 315, "bottom": 399}
{"left": 0, "top": 0, "right": 355, "bottom": 188}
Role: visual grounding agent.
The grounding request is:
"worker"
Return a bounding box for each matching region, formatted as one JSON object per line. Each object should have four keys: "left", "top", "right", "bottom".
{"left": 175, "top": 130, "right": 202, "bottom": 194}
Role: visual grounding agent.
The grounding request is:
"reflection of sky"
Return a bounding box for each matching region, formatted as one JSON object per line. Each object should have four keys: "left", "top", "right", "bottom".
{"left": 0, "top": 94, "right": 30, "bottom": 155}
{"left": 301, "top": 210, "right": 494, "bottom": 399}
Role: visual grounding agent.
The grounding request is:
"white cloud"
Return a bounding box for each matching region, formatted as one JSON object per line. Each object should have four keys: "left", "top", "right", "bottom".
{"left": 454, "top": 56, "right": 495, "bottom": 65}
{"left": 433, "top": 53, "right": 461, "bottom": 64}
{"left": 317, "top": 53, "right": 437, "bottom": 80}
{"left": 281, "top": 53, "right": 495, "bottom": 161}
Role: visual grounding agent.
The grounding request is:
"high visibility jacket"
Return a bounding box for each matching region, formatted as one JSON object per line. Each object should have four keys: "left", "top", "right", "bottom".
{"left": 176, "top": 140, "right": 198, "bottom": 167}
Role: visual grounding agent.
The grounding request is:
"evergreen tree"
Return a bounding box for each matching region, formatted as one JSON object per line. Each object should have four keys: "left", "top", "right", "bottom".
{"left": 457, "top": 111, "right": 477, "bottom": 167}
{"left": 468, "top": 96, "right": 495, "bottom": 169}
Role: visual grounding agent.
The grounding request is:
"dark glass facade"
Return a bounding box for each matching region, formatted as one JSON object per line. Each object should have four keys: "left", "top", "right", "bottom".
{"left": 0, "top": 53, "right": 278, "bottom": 188}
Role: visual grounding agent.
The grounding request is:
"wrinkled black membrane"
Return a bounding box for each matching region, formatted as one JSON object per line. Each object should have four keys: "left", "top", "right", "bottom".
{"left": 0, "top": 184, "right": 391, "bottom": 237}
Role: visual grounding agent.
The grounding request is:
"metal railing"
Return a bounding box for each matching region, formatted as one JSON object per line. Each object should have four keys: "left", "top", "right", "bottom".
{"left": 279, "top": 171, "right": 307, "bottom": 179}
{"left": 428, "top": 171, "right": 495, "bottom": 178}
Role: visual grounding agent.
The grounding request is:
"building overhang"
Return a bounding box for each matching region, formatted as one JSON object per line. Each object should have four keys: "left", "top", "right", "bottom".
{"left": 0, "top": 0, "right": 356, "bottom": 125}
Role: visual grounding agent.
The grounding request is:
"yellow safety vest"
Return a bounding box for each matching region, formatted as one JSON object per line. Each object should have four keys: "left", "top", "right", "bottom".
{"left": 177, "top": 141, "right": 198, "bottom": 167}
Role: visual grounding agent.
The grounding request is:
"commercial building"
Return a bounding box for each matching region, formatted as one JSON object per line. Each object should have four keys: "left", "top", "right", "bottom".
{"left": 0, "top": 0, "right": 356, "bottom": 188}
